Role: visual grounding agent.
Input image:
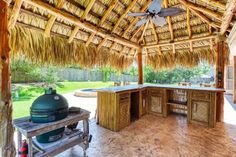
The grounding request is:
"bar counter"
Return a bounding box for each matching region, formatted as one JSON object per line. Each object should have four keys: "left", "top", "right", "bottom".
{"left": 97, "top": 84, "right": 224, "bottom": 131}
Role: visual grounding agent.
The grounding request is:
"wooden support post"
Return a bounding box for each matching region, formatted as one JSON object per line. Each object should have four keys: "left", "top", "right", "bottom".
{"left": 233, "top": 56, "right": 236, "bottom": 103}
{"left": 0, "top": 1, "right": 16, "bottom": 156}
{"left": 215, "top": 35, "right": 226, "bottom": 122}
{"left": 137, "top": 49, "right": 143, "bottom": 84}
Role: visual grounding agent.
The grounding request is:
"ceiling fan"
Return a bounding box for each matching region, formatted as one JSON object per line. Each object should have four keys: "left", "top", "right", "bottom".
{"left": 128, "top": 0, "right": 184, "bottom": 27}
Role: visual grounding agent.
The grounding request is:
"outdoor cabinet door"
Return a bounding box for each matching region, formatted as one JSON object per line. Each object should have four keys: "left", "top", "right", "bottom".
{"left": 118, "top": 93, "right": 130, "bottom": 130}
{"left": 191, "top": 100, "right": 209, "bottom": 123}
{"left": 148, "top": 89, "right": 163, "bottom": 115}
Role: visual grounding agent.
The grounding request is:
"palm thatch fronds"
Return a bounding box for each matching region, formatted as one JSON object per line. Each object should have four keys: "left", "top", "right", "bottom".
{"left": 10, "top": 26, "right": 133, "bottom": 71}
{"left": 147, "top": 46, "right": 229, "bottom": 71}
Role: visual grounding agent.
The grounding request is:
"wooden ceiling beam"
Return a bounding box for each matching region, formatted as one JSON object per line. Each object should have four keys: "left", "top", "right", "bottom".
{"left": 97, "top": 38, "right": 107, "bottom": 51}
{"left": 150, "top": 20, "right": 158, "bottom": 43}
{"left": 147, "top": 45, "right": 211, "bottom": 55}
{"left": 68, "top": 26, "right": 80, "bottom": 43}
{"left": 179, "top": 0, "right": 220, "bottom": 29}
{"left": 85, "top": 32, "right": 95, "bottom": 46}
{"left": 220, "top": 0, "right": 236, "bottom": 35}
{"left": 81, "top": 0, "right": 95, "bottom": 20}
{"left": 143, "top": 35, "right": 216, "bottom": 48}
{"left": 131, "top": 25, "right": 143, "bottom": 41}
{"left": 198, "top": 0, "right": 225, "bottom": 10}
{"left": 44, "top": 0, "right": 65, "bottom": 37}
{"left": 99, "top": 0, "right": 117, "bottom": 26}
{"left": 139, "top": 19, "right": 149, "bottom": 43}
{"left": 164, "top": 0, "right": 174, "bottom": 41}
{"left": 112, "top": 0, "right": 138, "bottom": 33}
{"left": 8, "top": 0, "right": 23, "bottom": 29}
{"left": 70, "top": 0, "right": 95, "bottom": 43}
{"left": 122, "top": 0, "right": 152, "bottom": 38}
{"left": 23, "top": 0, "right": 140, "bottom": 49}
{"left": 181, "top": 0, "right": 223, "bottom": 21}
{"left": 186, "top": 8, "right": 192, "bottom": 38}
{"left": 87, "top": 1, "right": 117, "bottom": 47}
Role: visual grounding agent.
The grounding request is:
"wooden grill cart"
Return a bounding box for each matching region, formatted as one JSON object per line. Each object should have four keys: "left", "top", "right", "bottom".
{"left": 13, "top": 109, "right": 91, "bottom": 157}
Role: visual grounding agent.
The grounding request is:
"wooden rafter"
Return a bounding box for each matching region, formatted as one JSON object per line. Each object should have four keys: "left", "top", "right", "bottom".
{"left": 23, "top": 0, "right": 140, "bottom": 48}
{"left": 220, "top": 0, "right": 236, "bottom": 35}
{"left": 190, "top": 41, "right": 193, "bottom": 52}
{"left": 69, "top": 0, "right": 95, "bottom": 43}
{"left": 198, "top": 0, "right": 225, "bottom": 10}
{"left": 112, "top": 0, "right": 138, "bottom": 33}
{"left": 99, "top": 0, "right": 117, "bottom": 26}
{"left": 68, "top": 26, "right": 80, "bottom": 43}
{"left": 109, "top": 43, "right": 117, "bottom": 53}
{"left": 186, "top": 8, "right": 192, "bottom": 38}
{"left": 164, "top": 0, "right": 174, "bottom": 41}
{"left": 143, "top": 35, "right": 216, "bottom": 48}
{"left": 85, "top": 32, "right": 95, "bottom": 46}
{"left": 150, "top": 20, "right": 158, "bottom": 43}
{"left": 181, "top": 0, "right": 223, "bottom": 21}
{"left": 8, "top": 0, "right": 23, "bottom": 29}
{"left": 97, "top": 38, "right": 107, "bottom": 51}
{"left": 44, "top": 0, "right": 65, "bottom": 37}
{"left": 179, "top": 0, "right": 220, "bottom": 29}
{"left": 122, "top": 0, "right": 152, "bottom": 38}
{"left": 173, "top": 44, "right": 176, "bottom": 54}
{"left": 88, "top": 0, "right": 118, "bottom": 47}
{"left": 81, "top": 0, "right": 96, "bottom": 20}
{"left": 139, "top": 19, "right": 149, "bottom": 43}
{"left": 131, "top": 25, "right": 144, "bottom": 41}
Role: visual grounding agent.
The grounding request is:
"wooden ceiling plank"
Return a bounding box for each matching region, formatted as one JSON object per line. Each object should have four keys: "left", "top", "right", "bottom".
{"left": 164, "top": 0, "right": 174, "bottom": 41}
{"left": 44, "top": 0, "right": 65, "bottom": 37}
{"left": 112, "top": 0, "right": 138, "bottom": 33}
{"left": 8, "top": 0, "right": 23, "bottom": 29}
{"left": 23, "top": 0, "right": 140, "bottom": 49}
{"left": 122, "top": 0, "right": 152, "bottom": 38}
{"left": 87, "top": 0, "right": 117, "bottom": 47}
{"left": 143, "top": 35, "right": 216, "bottom": 48}
{"left": 220, "top": 0, "right": 236, "bottom": 35}
{"left": 68, "top": 26, "right": 80, "bottom": 43}
{"left": 179, "top": 0, "right": 220, "bottom": 29}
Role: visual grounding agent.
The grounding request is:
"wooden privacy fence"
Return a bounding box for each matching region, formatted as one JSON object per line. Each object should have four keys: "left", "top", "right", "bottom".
{"left": 12, "top": 68, "right": 138, "bottom": 83}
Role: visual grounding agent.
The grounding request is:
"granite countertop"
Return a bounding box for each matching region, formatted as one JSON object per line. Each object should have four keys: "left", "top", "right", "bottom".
{"left": 96, "top": 84, "right": 225, "bottom": 93}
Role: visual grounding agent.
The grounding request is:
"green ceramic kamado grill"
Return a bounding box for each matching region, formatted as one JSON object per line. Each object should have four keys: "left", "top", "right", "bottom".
{"left": 30, "top": 88, "right": 69, "bottom": 143}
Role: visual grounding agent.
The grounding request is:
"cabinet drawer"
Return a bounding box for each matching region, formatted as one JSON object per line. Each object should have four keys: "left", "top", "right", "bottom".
{"left": 192, "top": 101, "right": 209, "bottom": 123}
{"left": 149, "top": 89, "right": 163, "bottom": 96}
{"left": 192, "top": 91, "right": 210, "bottom": 101}
{"left": 119, "top": 93, "right": 130, "bottom": 103}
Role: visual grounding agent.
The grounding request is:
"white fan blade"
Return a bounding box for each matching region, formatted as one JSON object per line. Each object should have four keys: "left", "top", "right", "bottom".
{"left": 128, "top": 12, "right": 149, "bottom": 17}
{"left": 153, "top": 15, "right": 166, "bottom": 27}
{"left": 135, "top": 18, "right": 148, "bottom": 27}
{"left": 148, "top": 0, "right": 162, "bottom": 14}
{"left": 158, "top": 7, "right": 184, "bottom": 17}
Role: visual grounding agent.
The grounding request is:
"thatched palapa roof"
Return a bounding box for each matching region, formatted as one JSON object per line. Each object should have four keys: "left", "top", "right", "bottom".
{"left": 8, "top": 0, "right": 235, "bottom": 71}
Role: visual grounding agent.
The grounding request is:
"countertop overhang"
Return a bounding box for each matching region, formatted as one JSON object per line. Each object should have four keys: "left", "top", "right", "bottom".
{"left": 96, "top": 84, "right": 225, "bottom": 93}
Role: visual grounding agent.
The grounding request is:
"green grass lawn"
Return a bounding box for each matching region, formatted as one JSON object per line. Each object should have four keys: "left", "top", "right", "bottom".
{"left": 13, "top": 81, "right": 114, "bottom": 119}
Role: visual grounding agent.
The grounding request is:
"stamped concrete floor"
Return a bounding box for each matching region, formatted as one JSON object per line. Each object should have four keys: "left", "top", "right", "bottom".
{"left": 56, "top": 113, "right": 236, "bottom": 157}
